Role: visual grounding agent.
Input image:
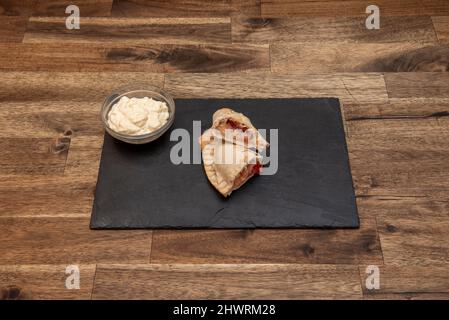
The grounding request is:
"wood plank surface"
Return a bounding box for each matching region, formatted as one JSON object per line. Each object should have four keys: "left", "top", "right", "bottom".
{"left": 377, "top": 217, "right": 449, "bottom": 266}
{"left": 0, "top": 101, "right": 102, "bottom": 138}
{"left": 347, "top": 117, "right": 449, "bottom": 197}
{"left": 24, "top": 17, "right": 231, "bottom": 44}
{"left": 151, "top": 218, "right": 382, "bottom": 264}
{"left": 357, "top": 196, "right": 449, "bottom": 219}
{"left": 111, "top": 0, "right": 232, "bottom": 17}
{"left": 0, "top": 137, "right": 69, "bottom": 175}
{"left": 344, "top": 98, "right": 449, "bottom": 121}
{"left": 0, "top": 72, "right": 164, "bottom": 102}
{"left": 233, "top": 16, "right": 437, "bottom": 43}
{"left": 1, "top": 0, "right": 449, "bottom": 300}
{"left": 0, "top": 0, "right": 34, "bottom": 15}
{"left": 0, "top": 43, "right": 269, "bottom": 72}
{"left": 64, "top": 136, "right": 103, "bottom": 177}
{"left": 433, "top": 16, "right": 449, "bottom": 42}
{"left": 92, "top": 264, "right": 362, "bottom": 299}
{"left": 359, "top": 265, "right": 449, "bottom": 299}
{"left": 0, "top": 265, "right": 95, "bottom": 299}
{"left": 385, "top": 73, "right": 449, "bottom": 98}
{"left": 165, "top": 73, "right": 388, "bottom": 104}
{"left": 0, "top": 16, "right": 28, "bottom": 42}
{"left": 271, "top": 43, "right": 449, "bottom": 73}
{"left": 32, "top": 0, "right": 113, "bottom": 16}
{"left": 261, "top": 0, "right": 449, "bottom": 17}
{"left": 231, "top": 0, "right": 261, "bottom": 16}
{"left": 0, "top": 176, "right": 96, "bottom": 217}
{"left": 0, "top": 217, "right": 152, "bottom": 263}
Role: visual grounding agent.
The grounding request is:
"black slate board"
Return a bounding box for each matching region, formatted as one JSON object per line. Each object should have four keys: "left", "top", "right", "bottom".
{"left": 90, "top": 98, "right": 359, "bottom": 229}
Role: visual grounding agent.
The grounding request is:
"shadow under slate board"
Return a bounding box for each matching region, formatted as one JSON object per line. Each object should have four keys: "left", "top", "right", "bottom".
{"left": 90, "top": 98, "right": 359, "bottom": 229}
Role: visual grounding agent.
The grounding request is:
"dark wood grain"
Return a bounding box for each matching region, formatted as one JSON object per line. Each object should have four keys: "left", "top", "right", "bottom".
{"left": 103, "top": 44, "right": 269, "bottom": 72}
{"left": 24, "top": 17, "right": 231, "bottom": 44}
{"left": 165, "top": 73, "right": 388, "bottom": 104}
{"left": 0, "top": 137, "right": 69, "bottom": 175}
{"left": 150, "top": 218, "right": 381, "bottom": 264}
{"left": 344, "top": 98, "right": 449, "bottom": 121}
{"left": 151, "top": 219, "right": 382, "bottom": 264}
{"left": 357, "top": 196, "right": 449, "bottom": 220}
{"left": 0, "top": 43, "right": 269, "bottom": 72}
{"left": 0, "top": 176, "right": 96, "bottom": 217}
{"left": 112, "top": 0, "right": 259, "bottom": 18}
{"left": 64, "top": 136, "right": 103, "bottom": 177}
{"left": 0, "top": 72, "right": 164, "bottom": 102}
{"left": 359, "top": 265, "right": 449, "bottom": 299}
{"left": 377, "top": 217, "right": 449, "bottom": 265}
{"left": 231, "top": 0, "right": 260, "bottom": 16}
{"left": 261, "top": 0, "right": 449, "bottom": 17}
{"left": 385, "top": 73, "right": 449, "bottom": 98}
{"left": 32, "top": 0, "right": 113, "bottom": 16}
{"left": 347, "top": 117, "right": 449, "bottom": 198}
{"left": 363, "top": 293, "right": 449, "bottom": 300}
{"left": 112, "top": 0, "right": 231, "bottom": 17}
{"left": 233, "top": 16, "right": 437, "bottom": 43}
{"left": 0, "top": 218, "right": 152, "bottom": 263}
{"left": 0, "top": 0, "right": 34, "bottom": 16}
{"left": 93, "top": 264, "right": 362, "bottom": 299}
{"left": 0, "top": 101, "right": 102, "bottom": 137}
{"left": 0, "top": 16, "right": 27, "bottom": 42}
{"left": 1, "top": 0, "right": 449, "bottom": 300}
{"left": 0, "top": 265, "right": 95, "bottom": 299}
{"left": 272, "top": 43, "right": 449, "bottom": 73}
{"left": 432, "top": 16, "right": 449, "bottom": 43}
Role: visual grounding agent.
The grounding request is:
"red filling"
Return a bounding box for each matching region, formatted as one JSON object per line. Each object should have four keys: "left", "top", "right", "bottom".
{"left": 233, "top": 161, "right": 262, "bottom": 189}
{"left": 226, "top": 119, "right": 248, "bottom": 132}
{"left": 252, "top": 162, "right": 262, "bottom": 175}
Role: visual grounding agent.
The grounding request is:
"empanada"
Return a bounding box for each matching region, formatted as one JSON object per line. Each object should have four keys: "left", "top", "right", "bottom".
{"left": 202, "top": 141, "right": 262, "bottom": 197}
{"left": 212, "top": 108, "right": 269, "bottom": 151}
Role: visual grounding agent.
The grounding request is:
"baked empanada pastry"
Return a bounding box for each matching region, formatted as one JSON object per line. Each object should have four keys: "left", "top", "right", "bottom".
{"left": 202, "top": 142, "right": 262, "bottom": 197}
{"left": 212, "top": 108, "right": 269, "bottom": 151}
{"left": 200, "top": 107, "right": 267, "bottom": 197}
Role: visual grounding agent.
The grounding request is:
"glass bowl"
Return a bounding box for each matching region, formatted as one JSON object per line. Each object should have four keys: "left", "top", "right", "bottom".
{"left": 101, "top": 85, "right": 175, "bottom": 144}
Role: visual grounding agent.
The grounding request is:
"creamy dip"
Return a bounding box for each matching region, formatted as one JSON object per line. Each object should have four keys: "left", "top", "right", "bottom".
{"left": 107, "top": 96, "right": 170, "bottom": 135}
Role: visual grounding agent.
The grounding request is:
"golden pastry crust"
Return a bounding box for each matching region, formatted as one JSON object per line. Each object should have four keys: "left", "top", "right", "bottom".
{"left": 211, "top": 108, "right": 269, "bottom": 151}
{"left": 212, "top": 108, "right": 253, "bottom": 129}
{"left": 200, "top": 107, "right": 266, "bottom": 197}
{"left": 202, "top": 142, "right": 233, "bottom": 197}
{"left": 199, "top": 128, "right": 221, "bottom": 150}
{"left": 202, "top": 142, "right": 260, "bottom": 197}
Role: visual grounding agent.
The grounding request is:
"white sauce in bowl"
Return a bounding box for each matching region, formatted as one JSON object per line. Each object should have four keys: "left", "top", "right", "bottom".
{"left": 107, "top": 96, "right": 170, "bottom": 135}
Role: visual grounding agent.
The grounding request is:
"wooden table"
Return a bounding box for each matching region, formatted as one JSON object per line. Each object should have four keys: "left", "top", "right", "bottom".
{"left": 1, "top": 0, "right": 449, "bottom": 300}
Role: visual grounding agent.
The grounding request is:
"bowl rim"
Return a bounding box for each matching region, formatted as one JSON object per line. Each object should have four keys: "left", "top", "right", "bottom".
{"left": 101, "top": 84, "right": 175, "bottom": 141}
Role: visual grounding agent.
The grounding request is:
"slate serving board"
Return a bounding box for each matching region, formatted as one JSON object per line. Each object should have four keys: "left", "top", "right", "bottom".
{"left": 90, "top": 98, "right": 359, "bottom": 229}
